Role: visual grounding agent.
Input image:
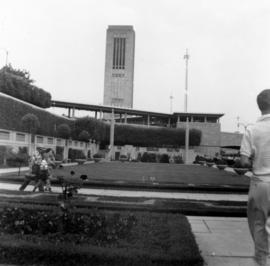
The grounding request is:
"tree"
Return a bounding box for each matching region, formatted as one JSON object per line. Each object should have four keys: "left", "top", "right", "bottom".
{"left": 0, "top": 65, "right": 51, "bottom": 108}
{"left": 57, "top": 124, "right": 71, "bottom": 139}
{"left": 78, "top": 130, "right": 90, "bottom": 142}
{"left": 21, "top": 113, "right": 40, "bottom": 155}
{"left": 21, "top": 113, "right": 40, "bottom": 135}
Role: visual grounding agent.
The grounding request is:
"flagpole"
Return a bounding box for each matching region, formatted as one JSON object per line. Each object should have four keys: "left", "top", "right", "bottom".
{"left": 184, "top": 49, "right": 190, "bottom": 164}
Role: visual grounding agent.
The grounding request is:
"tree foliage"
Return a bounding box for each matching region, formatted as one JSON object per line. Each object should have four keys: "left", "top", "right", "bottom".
{"left": 21, "top": 113, "right": 40, "bottom": 134}
{"left": 73, "top": 117, "right": 109, "bottom": 143}
{"left": 78, "top": 130, "right": 90, "bottom": 142}
{"left": 57, "top": 123, "right": 71, "bottom": 139}
{"left": 0, "top": 65, "right": 51, "bottom": 108}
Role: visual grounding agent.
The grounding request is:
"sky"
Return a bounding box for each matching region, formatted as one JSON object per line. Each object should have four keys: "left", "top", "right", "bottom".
{"left": 0, "top": 0, "right": 270, "bottom": 133}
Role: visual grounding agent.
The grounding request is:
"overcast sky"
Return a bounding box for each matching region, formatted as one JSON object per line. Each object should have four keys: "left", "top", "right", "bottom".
{"left": 1, "top": 0, "right": 270, "bottom": 133}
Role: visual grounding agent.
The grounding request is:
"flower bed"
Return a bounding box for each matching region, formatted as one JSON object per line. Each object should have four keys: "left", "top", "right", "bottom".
{"left": 0, "top": 206, "right": 203, "bottom": 266}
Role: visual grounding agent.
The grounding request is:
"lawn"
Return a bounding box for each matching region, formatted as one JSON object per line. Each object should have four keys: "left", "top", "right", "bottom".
{"left": 52, "top": 162, "right": 250, "bottom": 186}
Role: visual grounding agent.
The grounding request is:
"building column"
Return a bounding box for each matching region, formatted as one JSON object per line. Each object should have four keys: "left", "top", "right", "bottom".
{"left": 124, "top": 113, "right": 127, "bottom": 124}
{"left": 168, "top": 117, "right": 171, "bottom": 127}
{"left": 147, "top": 114, "right": 150, "bottom": 127}
{"left": 99, "top": 110, "right": 102, "bottom": 120}
{"left": 95, "top": 111, "right": 97, "bottom": 119}
{"left": 72, "top": 107, "right": 75, "bottom": 118}
{"left": 68, "top": 108, "right": 71, "bottom": 118}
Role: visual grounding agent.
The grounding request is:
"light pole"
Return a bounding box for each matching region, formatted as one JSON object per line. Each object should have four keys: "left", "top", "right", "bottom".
{"left": 109, "top": 108, "right": 115, "bottom": 160}
{"left": 0, "top": 48, "right": 8, "bottom": 66}
{"left": 239, "top": 122, "right": 253, "bottom": 133}
{"left": 169, "top": 93, "right": 173, "bottom": 113}
{"left": 184, "top": 49, "right": 190, "bottom": 164}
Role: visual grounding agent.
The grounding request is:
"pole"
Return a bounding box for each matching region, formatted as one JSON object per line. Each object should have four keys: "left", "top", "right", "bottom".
{"left": 109, "top": 108, "right": 115, "bottom": 160}
{"left": 184, "top": 49, "right": 190, "bottom": 164}
{"left": 0, "top": 48, "right": 8, "bottom": 66}
{"left": 170, "top": 93, "right": 173, "bottom": 113}
{"left": 5, "top": 50, "right": 8, "bottom": 66}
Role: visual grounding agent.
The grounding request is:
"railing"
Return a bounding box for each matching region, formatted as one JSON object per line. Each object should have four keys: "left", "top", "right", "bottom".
{"left": 0, "top": 128, "right": 90, "bottom": 151}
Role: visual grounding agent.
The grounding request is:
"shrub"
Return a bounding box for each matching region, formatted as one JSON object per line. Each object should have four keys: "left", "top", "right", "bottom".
{"left": 159, "top": 154, "right": 169, "bottom": 163}
{"left": 68, "top": 149, "right": 86, "bottom": 162}
{"left": 119, "top": 154, "right": 128, "bottom": 162}
{"left": 173, "top": 155, "right": 184, "bottom": 164}
{"left": 55, "top": 146, "right": 64, "bottom": 161}
{"left": 93, "top": 153, "right": 104, "bottom": 159}
{"left": 194, "top": 155, "right": 206, "bottom": 164}
{"left": 0, "top": 145, "right": 7, "bottom": 165}
{"left": 141, "top": 152, "right": 157, "bottom": 163}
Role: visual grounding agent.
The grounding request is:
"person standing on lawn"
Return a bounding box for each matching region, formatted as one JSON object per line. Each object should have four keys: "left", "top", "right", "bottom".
{"left": 240, "top": 89, "right": 270, "bottom": 266}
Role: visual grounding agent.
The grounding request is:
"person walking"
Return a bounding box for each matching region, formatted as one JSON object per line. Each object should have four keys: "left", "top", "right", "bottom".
{"left": 240, "top": 89, "right": 270, "bottom": 266}
{"left": 43, "top": 148, "right": 55, "bottom": 192}
{"left": 19, "top": 147, "right": 43, "bottom": 191}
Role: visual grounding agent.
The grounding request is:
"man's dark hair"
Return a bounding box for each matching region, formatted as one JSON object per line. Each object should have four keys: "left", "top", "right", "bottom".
{"left": 257, "top": 89, "right": 270, "bottom": 111}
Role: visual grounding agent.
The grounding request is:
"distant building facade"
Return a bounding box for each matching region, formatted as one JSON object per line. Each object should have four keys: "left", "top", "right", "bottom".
{"left": 103, "top": 25, "right": 135, "bottom": 108}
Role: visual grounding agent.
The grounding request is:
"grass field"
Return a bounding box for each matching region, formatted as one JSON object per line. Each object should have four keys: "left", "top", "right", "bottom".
{"left": 52, "top": 162, "right": 250, "bottom": 186}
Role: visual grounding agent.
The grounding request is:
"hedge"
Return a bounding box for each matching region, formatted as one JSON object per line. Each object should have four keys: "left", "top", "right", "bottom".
{"left": 114, "top": 124, "right": 201, "bottom": 147}
{"left": 0, "top": 66, "right": 51, "bottom": 108}
{"left": 0, "top": 206, "right": 203, "bottom": 266}
{"left": 68, "top": 148, "right": 86, "bottom": 161}
{"left": 0, "top": 93, "right": 73, "bottom": 137}
{"left": 0, "top": 95, "right": 202, "bottom": 147}
{"left": 75, "top": 117, "right": 202, "bottom": 147}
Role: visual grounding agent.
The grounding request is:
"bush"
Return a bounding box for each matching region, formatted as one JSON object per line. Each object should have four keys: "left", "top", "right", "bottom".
{"left": 141, "top": 152, "right": 157, "bottom": 163}
{"left": 0, "top": 146, "right": 7, "bottom": 165}
{"left": 159, "top": 154, "right": 169, "bottom": 163}
{"left": 68, "top": 149, "right": 86, "bottom": 162}
{"left": 173, "top": 155, "right": 184, "bottom": 164}
{"left": 55, "top": 146, "right": 64, "bottom": 161}
{"left": 93, "top": 153, "right": 104, "bottom": 159}
{"left": 6, "top": 147, "right": 29, "bottom": 170}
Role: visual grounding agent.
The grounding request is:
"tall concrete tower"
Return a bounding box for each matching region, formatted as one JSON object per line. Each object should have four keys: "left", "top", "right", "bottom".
{"left": 103, "top": 25, "right": 135, "bottom": 108}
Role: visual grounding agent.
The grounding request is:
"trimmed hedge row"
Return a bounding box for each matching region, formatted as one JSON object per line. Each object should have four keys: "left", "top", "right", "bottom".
{"left": 74, "top": 117, "right": 202, "bottom": 147}
{"left": 114, "top": 124, "right": 201, "bottom": 147}
{"left": 0, "top": 93, "right": 73, "bottom": 137}
{"left": 0, "top": 66, "right": 51, "bottom": 108}
{"left": 0, "top": 95, "right": 202, "bottom": 147}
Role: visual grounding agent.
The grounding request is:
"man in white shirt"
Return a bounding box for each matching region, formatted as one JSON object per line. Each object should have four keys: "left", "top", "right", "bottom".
{"left": 240, "top": 89, "right": 270, "bottom": 266}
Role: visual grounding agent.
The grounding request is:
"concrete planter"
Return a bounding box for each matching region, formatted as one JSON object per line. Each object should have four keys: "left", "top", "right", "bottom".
{"left": 93, "top": 158, "right": 102, "bottom": 163}
{"left": 233, "top": 168, "right": 249, "bottom": 175}
{"left": 216, "top": 164, "right": 227, "bottom": 170}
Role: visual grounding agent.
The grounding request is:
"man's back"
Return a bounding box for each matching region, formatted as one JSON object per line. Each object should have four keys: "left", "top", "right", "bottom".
{"left": 242, "top": 115, "right": 270, "bottom": 177}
